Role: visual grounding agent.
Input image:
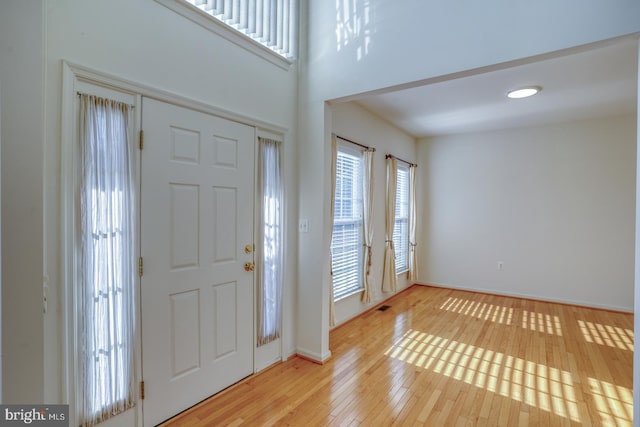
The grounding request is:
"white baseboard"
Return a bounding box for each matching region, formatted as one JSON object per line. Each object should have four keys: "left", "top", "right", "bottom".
{"left": 417, "top": 281, "right": 634, "bottom": 313}
{"left": 296, "top": 347, "right": 332, "bottom": 363}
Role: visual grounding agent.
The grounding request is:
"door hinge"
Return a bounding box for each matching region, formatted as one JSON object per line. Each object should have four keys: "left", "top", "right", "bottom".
{"left": 138, "top": 257, "right": 144, "bottom": 277}
{"left": 140, "top": 381, "right": 145, "bottom": 400}
{"left": 139, "top": 129, "right": 144, "bottom": 150}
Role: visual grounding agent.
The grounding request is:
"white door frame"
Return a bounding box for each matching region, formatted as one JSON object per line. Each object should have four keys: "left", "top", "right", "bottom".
{"left": 60, "top": 61, "right": 287, "bottom": 427}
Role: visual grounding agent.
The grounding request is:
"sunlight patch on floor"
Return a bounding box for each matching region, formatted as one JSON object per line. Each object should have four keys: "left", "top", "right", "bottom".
{"left": 588, "top": 377, "right": 633, "bottom": 425}
{"left": 578, "top": 320, "right": 634, "bottom": 351}
{"left": 522, "top": 310, "right": 562, "bottom": 336}
{"left": 438, "top": 297, "right": 565, "bottom": 336}
{"left": 439, "top": 297, "right": 513, "bottom": 325}
{"left": 385, "top": 329, "right": 586, "bottom": 422}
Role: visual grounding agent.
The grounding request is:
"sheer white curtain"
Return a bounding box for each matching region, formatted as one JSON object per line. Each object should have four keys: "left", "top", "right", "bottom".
{"left": 329, "top": 136, "right": 338, "bottom": 327}
{"left": 361, "top": 150, "right": 375, "bottom": 303}
{"left": 382, "top": 157, "right": 398, "bottom": 293}
{"left": 257, "top": 137, "right": 284, "bottom": 346}
{"left": 79, "top": 94, "right": 136, "bottom": 427}
{"left": 408, "top": 165, "right": 418, "bottom": 281}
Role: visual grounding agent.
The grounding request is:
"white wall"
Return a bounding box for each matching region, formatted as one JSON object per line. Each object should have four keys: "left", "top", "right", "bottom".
{"left": 297, "top": 0, "right": 640, "bottom": 360}
{"left": 331, "top": 102, "right": 416, "bottom": 326}
{"left": 307, "top": 1, "right": 640, "bottom": 102}
{"left": 417, "top": 115, "right": 636, "bottom": 311}
{"left": 295, "top": 100, "right": 332, "bottom": 361}
{"left": 2, "top": 0, "right": 639, "bottom": 413}
{"left": 1, "top": 0, "right": 299, "bottom": 409}
{"left": 0, "top": 0, "right": 46, "bottom": 403}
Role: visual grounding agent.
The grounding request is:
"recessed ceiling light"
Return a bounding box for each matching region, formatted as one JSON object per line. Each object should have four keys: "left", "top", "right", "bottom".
{"left": 507, "top": 86, "right": 542, "bottom": 99}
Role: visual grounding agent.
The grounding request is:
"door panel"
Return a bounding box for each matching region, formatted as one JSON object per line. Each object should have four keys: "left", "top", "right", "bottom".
{"left": 170, "top": 184, "right": 200, "bottom": 269}
{"left": 212, "top": 186, "right": 237, "bottom": 262}
{"left": 212, "top": 281, "right": 238, "bottom": 358}
{"left": 140, "top": 98, "right": 255, "bottom": 427}
{"left": 169, "top": 289, "right": 200, "bottom": 378}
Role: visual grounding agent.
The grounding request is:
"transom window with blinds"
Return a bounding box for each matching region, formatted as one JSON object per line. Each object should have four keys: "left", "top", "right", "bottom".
{"left": 394, "top": 164, "right": 410, "bottom": 273}
{"left": 331, "top": 145, "right": 364, "bottom": 300}
{"left": 177, "top": 0, "right": 297, "bottom": 60}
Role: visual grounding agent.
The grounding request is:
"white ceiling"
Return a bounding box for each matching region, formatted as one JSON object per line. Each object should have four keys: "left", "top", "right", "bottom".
{"left": 354, "top": 37, "right": 638, "bottom": 138}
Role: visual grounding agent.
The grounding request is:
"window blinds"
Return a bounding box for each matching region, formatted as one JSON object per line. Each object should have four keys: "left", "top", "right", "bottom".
{"left": 331, "top": 148, "right": 364, "bottom": 300}
{"left": 186, "top": 0, "right": 297, "bottom": 59}
{"left": 394, "top": 165, "right": 409, "bottom": 273}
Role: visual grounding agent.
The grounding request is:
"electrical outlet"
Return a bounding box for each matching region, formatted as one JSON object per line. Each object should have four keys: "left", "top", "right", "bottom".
{"left": 497, "top": 261, "right": 504, "bottom": 271}
{"left": 299, "top": 219, "right": 309, "bottom": 233}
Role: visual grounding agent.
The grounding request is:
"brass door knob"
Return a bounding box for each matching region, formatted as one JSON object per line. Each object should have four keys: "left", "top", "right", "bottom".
{"left": 244, "top": 262, "right": 255, "bottom": 272}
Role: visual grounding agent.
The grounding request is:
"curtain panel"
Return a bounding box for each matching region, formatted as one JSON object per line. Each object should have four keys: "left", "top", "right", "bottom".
{"left": 79, "top": 94, "right": 136, "bottom": 427}
{"left": 408, "top": 165, "right": 418, "bottom": 281}
{"left": 257, "top": 137, "right": 284, "bottom": 346}
{"left": 361, "top": 150, "right": 375, "bottom": 303}
{"left": 382, "top": 157, "right": 398, "bottom": 292}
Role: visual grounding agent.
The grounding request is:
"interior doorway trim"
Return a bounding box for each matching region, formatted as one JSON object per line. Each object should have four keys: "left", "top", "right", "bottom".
{"left": 62, "top": 61, "right": 288, "bottom": 134}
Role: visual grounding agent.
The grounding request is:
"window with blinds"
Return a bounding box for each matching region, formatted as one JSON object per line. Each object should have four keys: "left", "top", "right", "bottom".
{"left": 394, "top": 164, "right": 410, "bottom": 273}
{"left": 180, "top": 0, "right": 297, "bottom": 60}
{"left": 331, "top": 146, "right": 364, "bottom": 301}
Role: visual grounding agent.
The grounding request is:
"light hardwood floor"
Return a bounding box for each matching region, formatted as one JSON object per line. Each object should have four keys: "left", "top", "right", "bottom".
{"left": 161, "top": 285, "right": 634, "bottom": 426}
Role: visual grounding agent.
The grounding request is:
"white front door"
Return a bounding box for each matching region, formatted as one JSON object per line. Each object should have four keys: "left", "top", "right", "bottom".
{"left": 140, "top": 98, "right": 255, "bottom": 426}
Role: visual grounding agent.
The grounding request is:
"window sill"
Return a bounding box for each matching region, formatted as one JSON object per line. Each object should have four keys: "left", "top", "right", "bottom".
{"left": 396, "top": 269, "right": 408, "bottom": 276}
{"left": 155, "top": 0, "right": 294, "bottom": 70}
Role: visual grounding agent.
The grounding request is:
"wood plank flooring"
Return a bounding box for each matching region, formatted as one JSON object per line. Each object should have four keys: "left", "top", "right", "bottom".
{"left": 160, "top": 285, "right": 634, "bottom": 426}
